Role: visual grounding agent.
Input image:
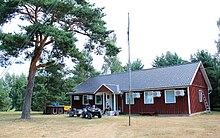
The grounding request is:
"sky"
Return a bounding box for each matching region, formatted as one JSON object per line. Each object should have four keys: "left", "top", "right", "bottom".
{"left": 92, "top": 0, "right": 220, "bottom": 69}
{"left": 1, "top": 0, "right": 220, "bottom": 76}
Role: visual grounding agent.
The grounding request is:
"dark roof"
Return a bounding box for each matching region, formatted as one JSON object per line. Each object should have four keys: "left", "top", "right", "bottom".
{"left": 68, "top": 62, "right": 211, "bottom": 95}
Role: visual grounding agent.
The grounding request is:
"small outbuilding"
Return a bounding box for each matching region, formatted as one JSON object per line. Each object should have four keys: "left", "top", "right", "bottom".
{"left": 44, "top": 105, "right": 64, "bottom": 115}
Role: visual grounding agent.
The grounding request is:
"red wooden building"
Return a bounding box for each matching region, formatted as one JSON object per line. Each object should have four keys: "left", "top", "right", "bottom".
{"left": 67, "top": 62, "right": 212, "bottom": 115}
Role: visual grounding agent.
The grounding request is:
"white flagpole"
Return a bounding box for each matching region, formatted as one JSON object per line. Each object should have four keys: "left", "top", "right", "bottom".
{"left": 127, "top": 12, "right": 131, "bottom": 126}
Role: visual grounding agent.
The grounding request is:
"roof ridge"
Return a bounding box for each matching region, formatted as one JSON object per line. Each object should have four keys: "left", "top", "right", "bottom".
{"left": 141, "top": 61, "right": 200, "bottom": 71}
{"left": 91, "top": 61, "right": 200, "bottom": 78}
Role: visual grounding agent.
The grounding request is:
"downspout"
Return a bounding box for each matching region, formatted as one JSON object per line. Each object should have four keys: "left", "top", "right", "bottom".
{"left": 187, "top": 87, "right": 191, "bottom": 115}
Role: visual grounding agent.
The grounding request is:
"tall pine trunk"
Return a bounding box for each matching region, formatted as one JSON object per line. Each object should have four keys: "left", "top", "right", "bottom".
{"left": 21, "top": 67, "right": 36, "bottom": 119}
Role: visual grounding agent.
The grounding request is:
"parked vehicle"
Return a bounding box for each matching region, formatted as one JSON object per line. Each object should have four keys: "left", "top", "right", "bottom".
{"left": 69, "top": 108, "right": 83, "bottom": 117}
{"left": 81, "top": 104, "right": 102, "bottom": 119}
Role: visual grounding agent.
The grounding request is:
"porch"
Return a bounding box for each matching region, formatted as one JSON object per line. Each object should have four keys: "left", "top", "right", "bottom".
{"left": 95, "top": 84, "right": 123, "bottom": 113}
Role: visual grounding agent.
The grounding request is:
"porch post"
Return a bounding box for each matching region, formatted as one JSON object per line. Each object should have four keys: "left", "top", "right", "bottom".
{"left": 103, "top": 93, "right": 105, "bottom": 110}
{"left": 187, "top": 87, "right": 191, "bottom": 115}
{"left": 114, "top": 94, "right": 116, "bottom": 111}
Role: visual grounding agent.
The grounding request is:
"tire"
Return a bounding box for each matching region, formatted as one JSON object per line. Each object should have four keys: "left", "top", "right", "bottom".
{"left": 98, "top": 113, "right": 102, "bottom": 118}
{"left": 87, "top": 113, "right": 92, "bottom": 119}
{"left": 82, "top": 112, "right": 86, "bottom": 118}
{"left": 69, "top": 114, "right": 73, "bottom": 117}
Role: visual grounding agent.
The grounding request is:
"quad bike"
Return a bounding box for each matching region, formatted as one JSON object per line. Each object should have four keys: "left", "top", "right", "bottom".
{"left": 69, "top": 108, "right": 83, "bottom": 117}
{"left": 81, "top": 104, "right": 102, "bottom": 119}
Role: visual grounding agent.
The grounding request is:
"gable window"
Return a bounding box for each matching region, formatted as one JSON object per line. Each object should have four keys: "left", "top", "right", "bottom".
{"left": 126, "top": 93, "right": 134, "bottom": 104}
{"left": 199, "top": 90, "right": 203, "bottom": 102}
{"left": 144, "top": 92, "right": 154, "bottom": 104}
{"left": 82, "top": 95, "right": 89, "bottom": 105}
{"left": 95, "top": 95, "right": 102, "bottom": 105}
{"left": 165, "top": 90, "right": 176, "bottom": 103}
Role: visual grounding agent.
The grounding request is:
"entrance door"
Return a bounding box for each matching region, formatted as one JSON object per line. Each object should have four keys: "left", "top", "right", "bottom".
{"left": 106, "top": 93, "right": 112, "bottom": 110}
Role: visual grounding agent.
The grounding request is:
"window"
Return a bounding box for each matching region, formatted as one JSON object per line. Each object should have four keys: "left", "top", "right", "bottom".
{"left": 165, "top": 90, "right": 176, "bottom": 103}
{"left": 74, "top": 96, "right": 80, "bottom": 100}
{"left": 95, "top": 95, "right": 102, "bottom": 105}
{"left": 126, "top": 93, "right": 134, "bottom": 104}
{"left": 144, "top": 92, "right": 154, "bottom": 104}
{"left": 199, "top": 90, "right": 203, "bottom": 102}
{"left": 82, "top": 95, "right": 89, "bottom": 105}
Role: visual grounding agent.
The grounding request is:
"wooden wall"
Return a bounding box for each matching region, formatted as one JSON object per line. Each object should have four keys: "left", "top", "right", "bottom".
{"left": 122, "top": 89, "right": 189, "bottom": 115}
{"left": 190, "top": 68, "right": 208, "bottom": 113}
{"left": 71, "top": 95, "right": 95, "bottom": 109}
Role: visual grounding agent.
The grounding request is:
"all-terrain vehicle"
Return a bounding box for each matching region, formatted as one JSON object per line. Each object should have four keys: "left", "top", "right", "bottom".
{"left": 69, "top": 108, "right": 83, "bottom": 117}
{"left": 81, "top": 104, "right": 102, "bottom": 119}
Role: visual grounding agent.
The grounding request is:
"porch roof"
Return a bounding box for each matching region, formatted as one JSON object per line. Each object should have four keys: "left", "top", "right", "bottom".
{"left": 94, "top": 84, "right": 121, "bottom": 94}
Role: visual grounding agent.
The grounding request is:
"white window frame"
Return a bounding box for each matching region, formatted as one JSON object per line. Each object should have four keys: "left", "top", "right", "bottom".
{"left": 126, "top": 93, "right": 134, "bottom": 104}
{"left": 144, "top": 91, "right": 154, "bottom": 104}
{"left": 199, "top": 90, "right": 203, "bottom": 103}
{"left": 82, "top": 95, "right": 89, "bottom": 105}
{"left": 74, "top": 96, "right": 80, "bottom": 100}
{"left": 95, "top": 95, "right": 102, "bottom": 105}
{"left": 165, "top": 90, "right": 176, "bottom": 104}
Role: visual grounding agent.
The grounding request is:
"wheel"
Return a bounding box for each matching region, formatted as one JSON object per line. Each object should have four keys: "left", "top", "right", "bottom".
{"left": 87, "top": 112, "right": 92, "bottom": 119}
{"left": 82, "top": 112, "right": 86, "bottom": 118}
{"left": 69, "top": 114, "right": 73, "bottom": 117}
{"left": 98, "top": 113, "right": 102, "bottom": 118}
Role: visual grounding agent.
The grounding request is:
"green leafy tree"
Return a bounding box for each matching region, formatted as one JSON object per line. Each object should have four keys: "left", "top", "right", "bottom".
{"left": 33, "top": 64, "right": 73, "bottom": 111}
{"left": 0, "top": 1, "right": 18, "bottom": 25}
{"left": 191, "top": 50, "right": 220, "bottom": 109}
{"left": 152, "top": 51, "right": 187, "bottom": 67}
{"left": 0, "top": 0, "right": 119, "bottom": 119}
{"left": 72, "top": 50, "right": 100, "bottom": 85}
{"left": 102, "top": 55, "right": 123, "bottom": 74}
{"left": 0, "top": 79, "right": 12, "bottom": 111}
{"left": 4, "top": 73, "right": 27, "bottom": 111}
{"left": 124, "top": 58, "right": 144, "bottom": 71}
{"left": 101, "top": 33, "right": 123, "bottom": 74}
{"left": 190, "top": 50, "right": 214, "bottom": 68}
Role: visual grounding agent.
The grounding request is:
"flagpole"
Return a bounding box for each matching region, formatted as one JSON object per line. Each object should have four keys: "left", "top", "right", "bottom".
{"left": 127, "top": 12, "right": 131, "bottom": 126}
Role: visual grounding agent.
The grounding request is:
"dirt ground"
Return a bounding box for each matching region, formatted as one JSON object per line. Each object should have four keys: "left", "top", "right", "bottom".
{"left": 0, "top": 112, "right": 220, "bottom": 138}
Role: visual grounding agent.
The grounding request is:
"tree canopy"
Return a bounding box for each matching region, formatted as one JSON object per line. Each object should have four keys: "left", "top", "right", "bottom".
{"left": 102, "top": 55, "right": 123, "bottom": 74}
{"left": 191, "top": 50, "right": 220, "bottom": 109}
{"left": 124, "top": 58, "right": 144, "bottom": 71}
{"left": 152, "top": 51, "right": 187, "bottom": 67}
{"left": 4, "top": 73, "right": 27, "bottom": 111}
{"left": 71, "top": 50, "right": 100, "bottom": 85}
{"left": 0, "top": 79, "right": 11, "bottom": 111}
{"left": 0, "top": 0, "right": 120, "bottom": 119}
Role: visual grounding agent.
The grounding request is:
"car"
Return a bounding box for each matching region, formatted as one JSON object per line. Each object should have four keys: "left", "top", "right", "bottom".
{"left": 69, "top": 108, "right": 83, "bottom": 117}
{"left": 81, "top": 104, "right": 102, "bottom": 119}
